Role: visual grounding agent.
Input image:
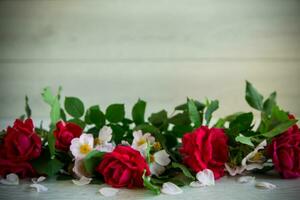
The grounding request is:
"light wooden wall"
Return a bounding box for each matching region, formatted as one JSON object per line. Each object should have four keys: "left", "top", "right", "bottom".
{"left": 0, "top": 0, "right": 299, "bottom": 123}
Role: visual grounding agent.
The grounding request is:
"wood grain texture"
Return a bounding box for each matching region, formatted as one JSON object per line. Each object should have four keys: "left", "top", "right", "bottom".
{"left": 0, "top": 0, "right": 299, "bottom": 121}
{"left": 0, "top": 174, "right": 300, "bottom": 200}
{"left": 0, "top": 0, "right": 300, "bottom": 60}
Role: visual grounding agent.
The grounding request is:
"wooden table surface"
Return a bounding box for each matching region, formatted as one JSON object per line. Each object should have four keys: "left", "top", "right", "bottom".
{"left": 1, "top": 173, "right": 300, "bottom": 200}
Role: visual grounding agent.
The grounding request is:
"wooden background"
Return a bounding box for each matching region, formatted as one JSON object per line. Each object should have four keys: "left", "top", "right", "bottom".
{"left": 0, "top": 0, "right": 299, "bottom": 124}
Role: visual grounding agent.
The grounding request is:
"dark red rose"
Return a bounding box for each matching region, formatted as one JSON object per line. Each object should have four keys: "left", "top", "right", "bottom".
{"left": 96, "top": 145, "right": 150, "bottom": 188}
{"left": 180, "top": 126, "right": 229, "bottom": 179}
{"left": 54, "top": 121, "right": 82, "bottom": 151}
{"left": 0, "top": 158, "right": 36, "bottom": 178}
{"left": 3, "top": 119, "right": 41, "bottom": 162}
{"left": 268, "top": 115, "right": 300, "bottom": 179}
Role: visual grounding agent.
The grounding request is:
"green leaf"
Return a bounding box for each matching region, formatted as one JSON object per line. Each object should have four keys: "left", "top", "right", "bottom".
{"left": 50, "top": 98, "right": 61, "bottom": 125}
{"left": 134, "top": 124, "right": 160, "bottom": 135}
{"left": 262, "top": 119, "right": 297, "bottom": 138}
{"left": 132, "top": 99, "right": 146, "bottom": 125}
{"left": 235, "top": 134, "right": 254, "bottom": 147}
{"left": 171, "top": 125, "right": 193, "bottom": 138}
{"left": 164, "top": 133, "right": 178, "bottom": 149}
{"left": 263, "top": 92, "right": 277, "bottom": 115}
{"left": 142, "top": 171, "right": 160, "bottom": 195}
{"left": 64, "top": 97, "right": 85, "bottom": 118}
{"left": 204, "top": 100, "right": 219, "bottom": 125}
{"left": 168, "top": 112, "right": 191, "bottom": 126}
{"left": 25, "top": 95, "right": 31, "bottom": 118}
{"left": 110, "top": 124, "right": 126, "bottom": 144}
{"left": 245, "top": 81, "right": 264, "bottom": 110}
{"left": 148, "top": 110, "right": 168, "bottom": 128}
{"left": 229, "top": 112, "right": 253, "bottom": 134}
{"left": 171, "top": 162, "right": 195, "bottom": 180}
{"left": 105, "top": 104, "right": 125, "bottom": 123}
{"left": 41, "top": 87, "right": 61, "bottom": 159}
{"left": 47, "top": 130, "right": 56, "bottom": 159}
{"left": 83, "top": 150, "right": 106, "bottom": 174}
{"left": 41, "top": 87, "right": 61, "bottom": 125}
{"left": 41, "top": 87, "right": 56, "bottom": 106}
{"left": 31, "top": 150, "right": 64, "bottom": 177}
{"left": 187, "top": 99, "right": 201, "bottom": 127}
{"left": 259, "top": 105, "right": 290, "bottom": 133}
{"left": 68, "top": 118, "right": 86, "bottom": 129}
{"left": 214, "top": 118, "right": 225, "bottom": 128}
{"left": 60, "top": 109, "right": 67, "bottom": 121}
{"left": 85, "top": 105, "right": 105, "bottom": 128}
{"left": 175, "top": 101, "right": 205, "bottom": 111}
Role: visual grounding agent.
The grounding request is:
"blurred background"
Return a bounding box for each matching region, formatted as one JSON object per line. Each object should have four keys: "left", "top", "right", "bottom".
{"left": 0, "top": 0, "right": 299, "bottom": 125}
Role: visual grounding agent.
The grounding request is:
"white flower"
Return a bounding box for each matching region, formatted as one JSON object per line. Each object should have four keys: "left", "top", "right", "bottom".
{"left": 225, "top": 163, "right": 245, "bottom": 176}
{"left": 70, "top": 134, "right": 94, "bottom": 159}
{"left": 190, "top": 169, "right": 215, "bottom": 187}
{"left": 95, "top": 126, "right": 115, "bottom": 152}
{"left": 161, "top": 182, "right": 183, "bottom": 195}
{"left": 225, "top": 140, "right": 267, "bottom": 176}
{"left": 132, "top": 130, "right": 155, "bottom": 156}
{"left": 0, "top": 173, "right": 19, "bottom": 185}
{"left": 30, "top": 176, "right": 48, "bottom": 192}
{"left": 73, "top": 158, "right": 91, "bottom": 179}
{"left": 241, "top": 139, "right": 267, "bottom": 170}
{"left": 150, "top": 150, "right": 171, "bottom": 176}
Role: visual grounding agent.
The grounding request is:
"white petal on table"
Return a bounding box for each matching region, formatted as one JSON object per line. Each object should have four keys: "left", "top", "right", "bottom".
{"left": 196, "top": 169, "right": 215, "bottom": 186}
{"left": 255, "top": 182, "right": 277, "bottom": 189}
{"left": 161, "top": 182, "right": 183, "bottom": 195}
{"left": 0, "top": 173, "right": 19, "bottom": 185}
{"left": 237, "top": 176, "right": 255, "bottom": 184}
{"left": 190, "top": 181, "right": 205, "bottom": 187}
{"left": 32, "top": 176, "right": 46, "bottom": 184}
{"left": 30, "top": 183, "right": 48, "bottom": 192}
{"left": 99, "top": 187, "right": 119, "bottom": 197}
{"left": 72, "top": 176, "right": 92, "bottom": 186}
{"left": 154, "top": 150, "right": 171, "bottom": 166}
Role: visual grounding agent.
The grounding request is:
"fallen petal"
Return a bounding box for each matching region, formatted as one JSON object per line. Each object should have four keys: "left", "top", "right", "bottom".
{"left": 255, "top": 182, "right": 276, "bottom": 189}
{"left": 30, "top": 184, "right": 48, "bottom": 192}
{"left": 237, "top": 176, "right": 255, "bottom": 183}
{"left": 190, "top": 181, "right": 204, "bottom": 187}
{"left": 32, "top": 176, "right": 46, "bottom": 184}
{"left": 196, "top": 169, "right": 215, "bottom": 186}
{"left": 161, "top": 182, "right": 183, "bottom": 195}
{"left": 72, "top": 176, "right": 92, "bottom": 186}
{"left": 225, "top": 163, "right": 245, "bottom": 176}
{"left": 0, "top": 173, "right": 19, "bottom": 185}
{"left": 99, "top": 187, "right": 119, "bottom": 197}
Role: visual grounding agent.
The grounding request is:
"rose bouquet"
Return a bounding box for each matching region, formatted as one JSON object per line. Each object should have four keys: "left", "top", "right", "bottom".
{"left": 0, "top": 81, "right": 299, "bottom": 195}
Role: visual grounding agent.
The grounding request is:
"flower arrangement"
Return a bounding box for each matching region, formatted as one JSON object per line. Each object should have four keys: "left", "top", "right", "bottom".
{"left": 0, "top": 81, "right": 299, "bottom": 195}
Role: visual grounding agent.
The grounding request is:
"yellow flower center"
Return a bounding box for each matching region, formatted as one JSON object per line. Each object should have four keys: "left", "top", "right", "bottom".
{"left": 149, "top": 155, "right": 155, "bottom": 163}
{"left": 137, "top": 138, "right": 147, "bottom": 146}
{"left": 79, "top": 144, "right": 92, "bottom": 154}
{"left": 153, "top": 142, "right": 161, "bottom": 151}
{"left": 94, "top": 138, "right": 103, "bottom": 145}
{"left": 250, "top": 152, "right": 264, "bottom": 162}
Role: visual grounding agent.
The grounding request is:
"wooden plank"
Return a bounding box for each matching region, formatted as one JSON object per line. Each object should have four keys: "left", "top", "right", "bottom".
{"left": 0, "top": 174, "right": 299, "bottom": 200}
{"left": 0, "top": 0, "right": 299, "bottom": 60}
{"left": 0, "top": 63, "right": 299, "bottom": 120}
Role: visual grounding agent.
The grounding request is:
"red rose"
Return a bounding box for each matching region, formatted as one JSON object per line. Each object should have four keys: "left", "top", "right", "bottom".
{"left": 96, "top": 145, "right": 150, "bottom": 188}
{"left": 268, "top": 116, "right": 300, "bottom": 179}
{"left": 3, "top": 119, "right": 41, "bottom": 162}
{"left": 54, "top": 121, "right": 82, "bottom": 151}
{"left": 180, "top": 126, "right": 229, "bottom": 179}
{"left": 0, "top": 158, "right": 36, "bottom": 178}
